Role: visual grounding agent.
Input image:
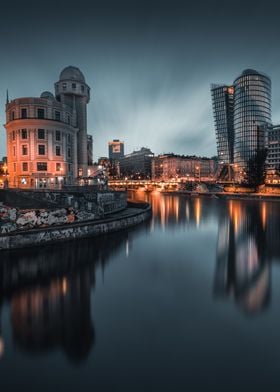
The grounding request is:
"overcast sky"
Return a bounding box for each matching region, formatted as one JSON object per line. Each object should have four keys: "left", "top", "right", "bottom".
{"left": 1, "top": 0, "right": 280, "bottom": 161}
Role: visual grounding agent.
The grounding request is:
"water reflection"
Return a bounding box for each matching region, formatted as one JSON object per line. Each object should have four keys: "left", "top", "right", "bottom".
{"left": 1, "top": 192, "right": 280, "bottom": 369}
{"left": 131, "top": 191, "right": 280, "bottom": 314}
{"left": 214, "top": 200, "right": 271, "bottom": 314}
{"left": 0, "top": 223, "right": 149, "bottom": 363}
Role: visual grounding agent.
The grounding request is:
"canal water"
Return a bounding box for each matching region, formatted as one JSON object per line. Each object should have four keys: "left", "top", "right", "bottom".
{"left": 1, "top": 191, "right": 280, "bottom": 391}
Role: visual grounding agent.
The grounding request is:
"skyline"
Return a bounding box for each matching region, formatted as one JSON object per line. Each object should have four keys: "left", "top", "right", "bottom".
{"left": 1, "top": 0, "right": 280, "bottom": 160}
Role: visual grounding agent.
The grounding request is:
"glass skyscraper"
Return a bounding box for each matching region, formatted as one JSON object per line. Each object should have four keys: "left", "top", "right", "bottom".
{"left": 211, "top": 84, "right": 234, "bottom": 164}
{"left": 212, "top": 69, "right": 272, "bottom": 183}
{"left": 233, "top": 69, "right": 271, "bottom": 169}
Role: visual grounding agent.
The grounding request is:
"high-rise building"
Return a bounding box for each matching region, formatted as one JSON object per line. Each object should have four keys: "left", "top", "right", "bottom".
{"left": 5, "top": 66, "right": 90, "bottom": 188}
{"left": 108, "top": 140, "right": 124, "bottom": 161}
{"left": 233, "top": 69, "right": 271, "bottom": 169}
{"left": 211, "top": 85, "right": 234, "bottom": 164}
{"left": 212, "top": 69, "right": 272, "bottom": 182}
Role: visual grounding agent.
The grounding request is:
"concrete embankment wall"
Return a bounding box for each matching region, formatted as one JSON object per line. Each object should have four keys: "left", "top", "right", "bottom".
{"left": 0, "top": 204, "right": 151, "bottom": 250}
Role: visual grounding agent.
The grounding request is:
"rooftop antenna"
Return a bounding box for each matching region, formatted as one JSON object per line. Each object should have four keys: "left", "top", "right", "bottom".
{"left": 6, "top": 89, "right": 9, "bottom": 105}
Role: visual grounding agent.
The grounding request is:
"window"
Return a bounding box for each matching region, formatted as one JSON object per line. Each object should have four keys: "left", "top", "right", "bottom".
{"left": 37, "top": 162, "right": 47, "bottom": 171}
{"left": 38, "top": 129, "right": 45, "bottom": 139}
{"left": 55, "top": 130, "right": 61, "bottom": 141}
{"left": 62, "top": 83, "right": 67, "bottom": 90}
{"left": 21, "top": 129, "right": 28, "bottom": 139}
{"left": 55, "top": 111, "right": 60, "bottom": 121}
{"left": 12, "top": 111, "right": 15, "bottom": 120}
{"left": 38, "top": 145, "right": 45, "bottom": 155}
{"left": 22, "top": 162, "right": 28, "bottom": 172}
{"left": 81, "top": 85, "right": 84, "bottom": 92}
{"left": 72, "top": 83, "right": 76, "bottom": 89}
{"left": 13, "top": 146, "right": 16, "bottom": 156}
{"left": 12, "top": 131, "right": 15, "bottom": 140}
{"left": 21, "top": 108, "right": 27, "bottom": 118}
{"left": 68, "top": 163, "right": 71, "bottom": 172}
{"left": 55, "top": 146, "right": 61, "bottom": 156}
{"left": 68, "top": 148, "right": 71, "bottom": 158}
{"left": 67, "top": 134, "right": 71, "bottom": 143}
{"left": 56, "top": 163, "right": 61, "bottom": 172}
{"left": 22, "top": 145, "right": 28, "bottom": 155}
{"left": 13, "top": 163, "right": 16, "bottom": 172}
{"left": 67, "top": 115, "right": 70, "bottom": 124}
{"left": 37, "top": 108, "right": 45, "bottom": 119}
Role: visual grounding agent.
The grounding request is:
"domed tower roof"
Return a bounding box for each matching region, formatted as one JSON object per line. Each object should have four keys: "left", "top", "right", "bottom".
{"left": 40, "top": 91, "right": 55, "bottom": 99}
{"left": 59, "top": 66, "right": 85, "bottom": 83}
{"left": 241, "top": 68, "right": 260, "bottom": 76}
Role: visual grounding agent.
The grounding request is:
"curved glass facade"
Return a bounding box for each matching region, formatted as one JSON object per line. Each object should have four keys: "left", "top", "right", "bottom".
{"left": 233, "top": 69, "right": 271, "bottom": 169}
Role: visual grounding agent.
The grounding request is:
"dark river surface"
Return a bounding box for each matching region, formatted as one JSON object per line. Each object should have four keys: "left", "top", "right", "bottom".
{"left": 1, "top": 191, "right": 280, "bottom": 391}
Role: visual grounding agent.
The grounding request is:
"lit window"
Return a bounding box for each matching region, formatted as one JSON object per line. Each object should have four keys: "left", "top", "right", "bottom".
{"left": 37, "top": 162, "right": 47, "bottom": 171}
{"left": 56, "top": 163, "right": 61, "bottom": 172}
{"left": 62, "top": 83, "right": 67, "bottom": 90}
{"left": 22, "top": 145, "right": 28, "bottom": 155}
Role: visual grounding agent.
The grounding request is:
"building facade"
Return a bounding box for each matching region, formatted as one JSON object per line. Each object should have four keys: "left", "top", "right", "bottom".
{"left": 152, "top": 154, "right": 217, "bottom": 181}
{"left": 119, "top": 147, "right": 154, "bottom": 179}
{"left": 265, "top": 124, "right": 280, "bottom": 183}
{"left": 5, "top": 66, "right": 90, "bottom": 188}
{"left": 108, "top": 140, "right": 124, "bottom": 161}
{"left": 211, "top": 85, "right": 234, "bottom": 164}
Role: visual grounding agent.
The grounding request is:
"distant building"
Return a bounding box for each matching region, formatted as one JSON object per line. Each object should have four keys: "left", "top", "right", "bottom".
{"left": 5, "top": 66, "right": 90, "bottom": 189}
{"left": 264, "top": 124, "right": 280, "bottom": 183}
{"left": 119, "top": 147, "right": 154, "bottom": 179}
{"left": 266, "top": 125, "right": 280, "bottom": 170}
{"left": 152, "top": 154, "right": 216, "bottom": 181}
{"left": 211, "top": 85, "right": 234, "bottom": 164}
{"left": 108, "top": 140, "right": 124, "bottom": 161}
{"left": 87, "top": 134, "right": 93, "bottom": 166}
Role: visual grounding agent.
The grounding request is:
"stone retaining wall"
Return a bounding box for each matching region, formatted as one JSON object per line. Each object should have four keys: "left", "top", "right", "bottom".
{"left": 0, "top": 203, "right": 151, "bottom": 250}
